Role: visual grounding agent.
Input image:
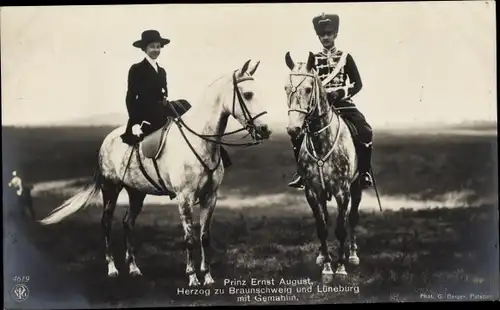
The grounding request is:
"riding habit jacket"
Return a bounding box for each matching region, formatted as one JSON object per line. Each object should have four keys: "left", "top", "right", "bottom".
{"left": 125, "top": 58, "right": 168, "bottom": 136}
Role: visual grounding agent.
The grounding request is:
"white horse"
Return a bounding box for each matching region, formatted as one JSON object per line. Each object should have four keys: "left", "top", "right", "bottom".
{"left": 39, "top": 59, "right": 272, "bottom": 287}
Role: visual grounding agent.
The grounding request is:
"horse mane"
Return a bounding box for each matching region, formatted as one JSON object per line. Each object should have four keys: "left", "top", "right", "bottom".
{"left": 314, "top": 71, "right": 329, "bottom": 113}
{"left": 194, "top": 74, "right": 229, "bottom": 109}
{"left": 207, "top": 74, "right": 226, "bottom": 88}
{"left": 199, "top": 68, "right": 253, "bottom": 109}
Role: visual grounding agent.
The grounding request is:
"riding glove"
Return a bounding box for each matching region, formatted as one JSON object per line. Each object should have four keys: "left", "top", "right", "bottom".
{"left": 132, "top": 124, "right": 143, "bottom": 137}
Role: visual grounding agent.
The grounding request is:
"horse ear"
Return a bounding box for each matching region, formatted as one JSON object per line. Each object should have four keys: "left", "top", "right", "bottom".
{"left": 285, "top": 52, "right": 294, "bottom": 70}
{"left": 248, "top": 60, "right": 260, "bottom": 75}
{"left": 306, "top": 52, "right": 316, "bottom": 71}
{"left": 239, "top": 59, "right": 252, "bottom": 77}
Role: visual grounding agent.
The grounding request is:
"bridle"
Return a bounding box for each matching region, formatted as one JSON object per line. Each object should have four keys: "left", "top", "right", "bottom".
{"left": 286, "top": 70, "right": 337, "bottom": 137}
{"left": 174, "top": 70, "right": 268, "bottom": 147}
{"left": 170, "top": 70, "right": 268, "bottom": 172}
{"left": 121, "top": 70, "right": 269, "bottom": 199}
{"left": 286, "top": 69, "right": 341, "bottom": 192}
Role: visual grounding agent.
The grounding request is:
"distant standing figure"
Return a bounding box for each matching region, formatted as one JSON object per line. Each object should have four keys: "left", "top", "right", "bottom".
{"left": 8, "top": 171, "right": 36, "bottom": 219}
{"left": 120, "top": 29, "right": 192, "bottom": 145}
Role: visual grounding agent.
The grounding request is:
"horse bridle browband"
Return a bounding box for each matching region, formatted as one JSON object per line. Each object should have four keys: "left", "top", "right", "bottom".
{"left": 286, "top": 71, "right": 335, "bottom": 131}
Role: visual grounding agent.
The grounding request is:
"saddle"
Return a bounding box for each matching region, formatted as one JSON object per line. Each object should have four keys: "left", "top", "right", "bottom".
{"left": 335, "top": 109, "right": 363, "bottom": 175}
{"left": 141, "top": 117, "right": 175, "bottom": 159}
{"left": 140, "top": 99, "right": 194, "bottom": 158}
{"left": 141, "top": 99, "right": 232, "bottom": 169}
{"left": 343, "top": 118, "right": 359, "bottom": 143}
{"left": 334, "top": 109, "right": 359, "bottom": 144}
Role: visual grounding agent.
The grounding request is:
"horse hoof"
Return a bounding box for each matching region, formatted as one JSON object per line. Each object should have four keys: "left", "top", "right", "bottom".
{"left": 204, "top": 273, "right": 215, "bottom": 286}
{"left": 203, "top": 273, "right": 215, "bottom": 285}
{"left": 188, "top": 274, "right": 201, "bottom": 287}
{"left": 130, "top": 269, "right": 143, "bottom": 277}
{"left": 129, "top": 264, "right": 143, "bottom": 276}
{"left": 321, "top": 261, "right": 334, "bottom": 281}
{"left": 316, "top": 255, "right": 325, "bottom": 267}
{"left": 108, "top": 270, "right": 119, "bottom": 278}
{"left": 322, "top": 262, "right": 334, "bottom": 275}
{"left": 335, "top": 265, "right": 348, "bottom": 276}
{"left": 107, "top": 263, "right": 119, "bottom": 277}
{"left": 130, "top": 270, "right": 142, "bottom": 277}
{"left": 348, "top": 255, "right": 360, "bottom": 266}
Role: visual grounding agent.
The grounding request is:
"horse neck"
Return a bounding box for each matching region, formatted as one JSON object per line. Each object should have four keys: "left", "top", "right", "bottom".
{"left": 180, "top": 77, "right": 231, "bottom": 154}
{"left": 306, "top": 82, "right": 338, "bottom": 155}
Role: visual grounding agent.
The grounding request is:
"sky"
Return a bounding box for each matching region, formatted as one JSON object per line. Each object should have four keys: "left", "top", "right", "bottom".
{"left": 1, "top": 2, "right": 497, "bottom": 129}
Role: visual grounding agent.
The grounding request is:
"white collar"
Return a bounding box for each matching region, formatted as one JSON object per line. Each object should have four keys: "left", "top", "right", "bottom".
{"left": 145, "top": 55, "right": 158, "bottom": 72}
{"left": 322, "top": 46, "right": 337, "bottom": 55}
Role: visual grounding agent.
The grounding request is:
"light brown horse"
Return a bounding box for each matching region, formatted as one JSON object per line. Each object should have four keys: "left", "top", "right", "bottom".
{"left": 39, "top": 59, "right": 272, "bottom": 287}
{"left": 284, "top": 52, "right": 363, "bottom": 279}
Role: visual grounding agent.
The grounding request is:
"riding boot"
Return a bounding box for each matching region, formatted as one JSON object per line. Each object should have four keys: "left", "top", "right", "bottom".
{"left": 288, "top": 134, "right": 305, "bottom": 189}
{"left": 358, "top": 143, "right": 373, "bottom": 189}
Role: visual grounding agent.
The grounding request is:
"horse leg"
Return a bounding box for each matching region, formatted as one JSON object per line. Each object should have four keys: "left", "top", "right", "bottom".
{"left": 178, "top": 194, "right": 200, "bottom": 286}
{"left": 199, "top": 190, "right": 217, "bottom": 286}
{"left": 123, "top": 187, "right": 146, "bottom": 276}
{"left": 101, "top": 179, "right": 122, "bottom": 277}
{"left": 305, "top": 187, "right": 333, "bottom": 276}
{"left": 348, "top": 179, "right": 362, "bottom": 266}
{"left": 333, "top": 190, "right": 350, "bottom": 276}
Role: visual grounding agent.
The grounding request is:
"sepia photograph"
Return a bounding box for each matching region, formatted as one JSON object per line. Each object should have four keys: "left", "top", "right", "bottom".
{"left": 2, "top": 1, "right": 498, "bottom": 308}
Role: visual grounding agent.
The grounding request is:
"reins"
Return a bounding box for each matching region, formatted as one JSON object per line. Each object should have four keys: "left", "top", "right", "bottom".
{"left": 168, "top": 70, "right": 268, "bottom": 172}
{"left": 173, "top": 71, "right": 267, "bottom": 148}
{"left": 287, "top": 70, "right": 341, "bottom": 193}
{"left": 287, "top": 68, "right": 384, "bottom": 211}
{"left": 122, "top": 69, "right": 268, "bottom": 194}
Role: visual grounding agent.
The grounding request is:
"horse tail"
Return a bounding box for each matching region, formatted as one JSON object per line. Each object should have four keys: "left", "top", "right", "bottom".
{"left": 39, "top": 166, "right": 103, "bottom": 225}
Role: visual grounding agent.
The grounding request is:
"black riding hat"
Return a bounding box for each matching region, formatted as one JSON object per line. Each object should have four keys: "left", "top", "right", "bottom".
{"left": 133, "top": 30, "right": 170, "bottom": 49}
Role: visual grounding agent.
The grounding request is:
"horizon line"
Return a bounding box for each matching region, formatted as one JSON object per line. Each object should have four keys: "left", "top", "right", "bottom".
{"left": 2, "top": 119, "right": 497, "bottom": 130}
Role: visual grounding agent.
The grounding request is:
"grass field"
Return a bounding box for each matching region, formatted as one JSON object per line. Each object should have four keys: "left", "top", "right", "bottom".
{"left": 2, "top": 124, "right": 499, "bottom": 308}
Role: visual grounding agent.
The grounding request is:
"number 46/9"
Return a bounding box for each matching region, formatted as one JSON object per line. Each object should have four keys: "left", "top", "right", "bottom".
{"left": 13, "top": 276, "right": 30, "bottom": 282}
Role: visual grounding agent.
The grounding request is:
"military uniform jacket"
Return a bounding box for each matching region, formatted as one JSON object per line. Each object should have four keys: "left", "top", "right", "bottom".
{"left": 125, "top": 58, "right": 168, "bottom": 133}
{"left": 314, "top": 48, "right": 363, "bottom": 105}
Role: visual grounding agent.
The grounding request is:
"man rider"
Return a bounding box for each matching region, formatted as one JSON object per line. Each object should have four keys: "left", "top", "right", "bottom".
{"left": 288, "top": 13, "right": 374, "bottom": 190}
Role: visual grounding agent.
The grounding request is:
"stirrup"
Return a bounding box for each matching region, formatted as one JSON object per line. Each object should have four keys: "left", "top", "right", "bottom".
{"left": 288, "top": 174, "right": 305, "bottom": 189}
{"left": 360, "top": 172, "right": 373, "bottom": 188}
